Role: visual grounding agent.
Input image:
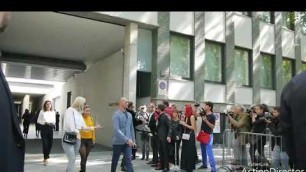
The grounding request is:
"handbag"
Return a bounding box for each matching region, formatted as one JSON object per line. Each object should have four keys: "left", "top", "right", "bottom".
{"left": 182, "top": 132, "right": 192, "bottom": 140}
{"left": 63, "top": 132, "right": 77, "bottom": 145}
{"left": 181, "top": 117, "right": 193, "bottom": 140}
{"left": 63, "top": 111, "right": 77, "bottom": 145}
{"left": 196, "top": 130, "right": 210, "bottom": 144}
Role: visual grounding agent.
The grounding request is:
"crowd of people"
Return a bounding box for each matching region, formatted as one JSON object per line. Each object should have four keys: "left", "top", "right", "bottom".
{"left": 227, "top": 104, "right": 293, "bottom": 170}
{"left": 21, "top": 107, "right": 60, "bottom": 138}
{"left": 17, "top": 95, "right": 302, "bottom": 172}
{"left": 20, "top": 97, "right": 101, "bottom": 172}
{"left": 111, "top": 98, "right": 218, "bottom": 172}
{"left": 111, "top": 98, "right": 303, "bottom": 172}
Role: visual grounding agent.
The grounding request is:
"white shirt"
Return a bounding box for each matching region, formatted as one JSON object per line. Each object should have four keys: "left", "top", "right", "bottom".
{"left": 63, "top": 107, "right": 86, "bottom": 134}
{"left": 37, "top": 110, "right": 56, "bottom": 125}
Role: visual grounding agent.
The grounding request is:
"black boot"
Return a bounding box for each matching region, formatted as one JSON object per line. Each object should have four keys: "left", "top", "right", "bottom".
{"left": 121, "top": 165, "right": 126, "bottom": 171}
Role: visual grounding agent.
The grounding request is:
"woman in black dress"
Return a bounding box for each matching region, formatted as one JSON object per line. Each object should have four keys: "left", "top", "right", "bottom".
{"left": 180, "top": 104, "right": 197, "bottom": 172}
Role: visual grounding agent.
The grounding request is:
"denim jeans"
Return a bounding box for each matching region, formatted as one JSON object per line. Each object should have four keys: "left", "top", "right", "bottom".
{"left": 111, "top": 144, "right": 134, "bottom": 172}
{"left": 200, "top": 134, "right": 216, "bottom": 171}
{"left": 62, "top": 139, "right": 81, "bottom": 172}
{"left": 272, "top": 145, "right": 289, "bottom": 170}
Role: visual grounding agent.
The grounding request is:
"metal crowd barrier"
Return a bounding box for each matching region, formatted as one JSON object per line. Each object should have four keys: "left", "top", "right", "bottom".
{"left": 220, "top": 129, "right": 284, "bottom": 171}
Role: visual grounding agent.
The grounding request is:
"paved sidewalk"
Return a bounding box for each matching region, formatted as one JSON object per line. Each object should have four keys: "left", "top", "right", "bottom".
{"left": 23, "top": 125, "right": 226, "bottom": 171}
{"left": 25, "top": 149, "right": 225, "bottom": 172}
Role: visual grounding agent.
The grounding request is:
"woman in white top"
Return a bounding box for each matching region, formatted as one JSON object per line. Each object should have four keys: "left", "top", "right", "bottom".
{"left": 62, "top": 96, "right": 100, "bottom": 172}
{"left": 37, "top": 100, "right": 56, "bottom": 166}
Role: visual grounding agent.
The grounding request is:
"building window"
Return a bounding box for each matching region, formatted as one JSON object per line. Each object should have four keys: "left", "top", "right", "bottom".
{"left": 282, "top": 58, "right": 295, "bottom": 86}
{"left": 234, "top": 48, "right": 251, "bottom": 86}
{"left": 137, "top": 29, "right": 152, "bottom": 72}
{"left": 302, "top": 62, "right": 306, "bottom": 71}
{"left": 260, "top": 53, "right": 274, "bottom": 89}
{"left": 259, "top": 12, "right": 274, "bottom": 24}
{"left": 283, "top": 12, "right": 295, "bottom": 30}
{"left": 170, "top": 33, "right": 192, "bottom": 79}
{"left": 205, "top": 41, "right": 224, "bottom": 83}
{"left": 137, "top": 71, "right": 151, "bottom": 98}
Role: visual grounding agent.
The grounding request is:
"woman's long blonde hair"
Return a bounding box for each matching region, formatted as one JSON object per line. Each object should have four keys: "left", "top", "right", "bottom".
{"left": 72, "top": 96, "right": 86, "bottom": 112}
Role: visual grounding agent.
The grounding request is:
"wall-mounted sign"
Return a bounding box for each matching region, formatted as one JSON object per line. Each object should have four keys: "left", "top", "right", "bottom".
{"left": 158, "top": 79, "right": 167, "bottom": 96}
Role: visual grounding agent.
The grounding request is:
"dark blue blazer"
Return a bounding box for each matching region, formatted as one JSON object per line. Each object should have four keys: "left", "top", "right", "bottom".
{"left": 0, "top": 68, "right": 25, "bottom": 171}
{"left": 280, "top": 71, "right": 306, "bottom": 170}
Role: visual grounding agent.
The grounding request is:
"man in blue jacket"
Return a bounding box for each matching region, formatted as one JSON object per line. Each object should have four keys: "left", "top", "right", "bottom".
{"left": 111, "top": 97, "right": 136, "bottom": 172}
{"left": 0, "top": 12, "right": 25, "bottom": 172}
{"left": 280, "top": 71, "right": 306, "bottom": 170}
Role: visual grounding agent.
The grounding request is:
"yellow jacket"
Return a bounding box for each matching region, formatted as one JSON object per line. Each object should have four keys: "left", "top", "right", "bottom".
{"left": 80, "top": 115, "right": 95, "bottom": 141}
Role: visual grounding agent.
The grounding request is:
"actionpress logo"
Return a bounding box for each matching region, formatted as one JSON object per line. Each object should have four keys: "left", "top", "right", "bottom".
{"left": 242, "top": 168, "right": 304, "bottom": 172}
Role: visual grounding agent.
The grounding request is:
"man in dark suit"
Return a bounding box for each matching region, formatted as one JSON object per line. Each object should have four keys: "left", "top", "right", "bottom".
{"left": 147, "top": 103, "right": 159, "bottom": 166}
{"left": 156, "top": 104, "right": 170, "bottom": 172}
{"left": 0, "top": 11, "right": 25, "bottom": 172}
{"left": 280, "top": 71, "right": 306, "bottom": 170}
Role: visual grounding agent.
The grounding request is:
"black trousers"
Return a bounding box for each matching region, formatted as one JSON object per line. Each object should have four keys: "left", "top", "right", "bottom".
{"left": 23, "top": 122, "right": 30, "bottom": 134}
{"left": 249, "top": 136, "right": 266, "bottom": 164}
{"left": 40, "top": 125, "right": 54, "bottom": 159}
{"left": 169, "top": 139, "right": 181, "bottom": 165}
{"left": 151, "top": 134, "right": 159, "bottom": 164}
{"left": 159, "top": 138, "right": 169, "bottom": 170}
{"left": 79, "top": 139, "right": 93, "bottom": 172}
{"left": 55, "top": 121, "right": 59, "bottom": 131}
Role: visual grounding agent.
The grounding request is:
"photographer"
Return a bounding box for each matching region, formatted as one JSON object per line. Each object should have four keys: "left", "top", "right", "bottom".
{"left": 249, "top": 104, "right": 267, "bottom": 166}
{"left": 198, "top": 102, "right": 216, "bottom": 171}
{"left": 136, "top": 105, "right": 150, "bottom": 161}
{"left": 227, "top": 104, "right": 251, "bottom": 167}
{"left": 265, "top": 107, "right": 289, "bottom": 170}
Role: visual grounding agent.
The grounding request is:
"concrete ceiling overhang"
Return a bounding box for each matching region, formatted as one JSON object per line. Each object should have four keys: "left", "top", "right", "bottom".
{"left": 0, "top": 11, "right": 125, "bottom": 64}
{"left": 0, "top": 12, "right": 125, "bottom": 95}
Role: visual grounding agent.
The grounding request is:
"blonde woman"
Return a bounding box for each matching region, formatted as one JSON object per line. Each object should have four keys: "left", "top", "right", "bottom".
{"left": 62, "top": 97, "right": 101, "bottom": 172}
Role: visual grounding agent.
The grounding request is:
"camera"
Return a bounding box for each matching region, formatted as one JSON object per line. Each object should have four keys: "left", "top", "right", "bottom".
{"left": 227, "top": 111, "right": 235, "bottom": 118}
{"left": 199, "top": 108, "right": 206, "bottom": 117}
{"left": 246, "top": 106, "right": 256, "bottom": 114}
{"left": 260, "top": 112, "right": 274, "bottom": 121}
{"left": 194, "top": 103, "right": 200, "bottom": 107}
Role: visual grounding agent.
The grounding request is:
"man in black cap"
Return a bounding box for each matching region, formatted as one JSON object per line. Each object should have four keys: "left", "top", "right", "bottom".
{"left": 0, "top": 12, "right": 25, "bottom": 172}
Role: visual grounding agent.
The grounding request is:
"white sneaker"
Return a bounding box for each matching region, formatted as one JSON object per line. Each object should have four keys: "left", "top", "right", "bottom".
{"left": 43, "top": 159, "right": 48, "bottom": 166}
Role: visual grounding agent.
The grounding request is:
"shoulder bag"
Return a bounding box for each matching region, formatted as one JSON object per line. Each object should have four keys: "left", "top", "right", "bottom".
{"left": 63, "top": 111, "right": 77, "bottom": 145}
{"left": 181, "top": 118, "right": 192, "bottom": 140}
{"left": 196, "top": 130, "right": 210, "bottom": 144}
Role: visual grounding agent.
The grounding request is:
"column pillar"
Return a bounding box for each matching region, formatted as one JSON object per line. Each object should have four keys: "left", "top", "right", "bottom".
{"left": 294, "top": 12, "right": 302, "bottom": 75}
{"left": 151, "top": 12, "right": 170, "bottom": 100}
{"left": 194, "top": 12, "right": 205, "bottom": 102}
{"left": 123, "top": 23, "right": 138, "bottom": 104}
{"left": 252, "top": 12, "right": 261, "bottom": 104}
{"left": 225, "top": 12, "right": 236, "bottom": 104}
{"left": 274, "top": 12, "right": 283, "bottom": 106}
{"left": 22, "top": 95, "right": 30, "bottom": 114}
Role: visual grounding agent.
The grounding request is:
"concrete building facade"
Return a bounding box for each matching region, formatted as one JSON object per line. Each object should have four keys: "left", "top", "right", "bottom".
{"left": 5, "top": 12, "right": 305, "bottom": 147}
